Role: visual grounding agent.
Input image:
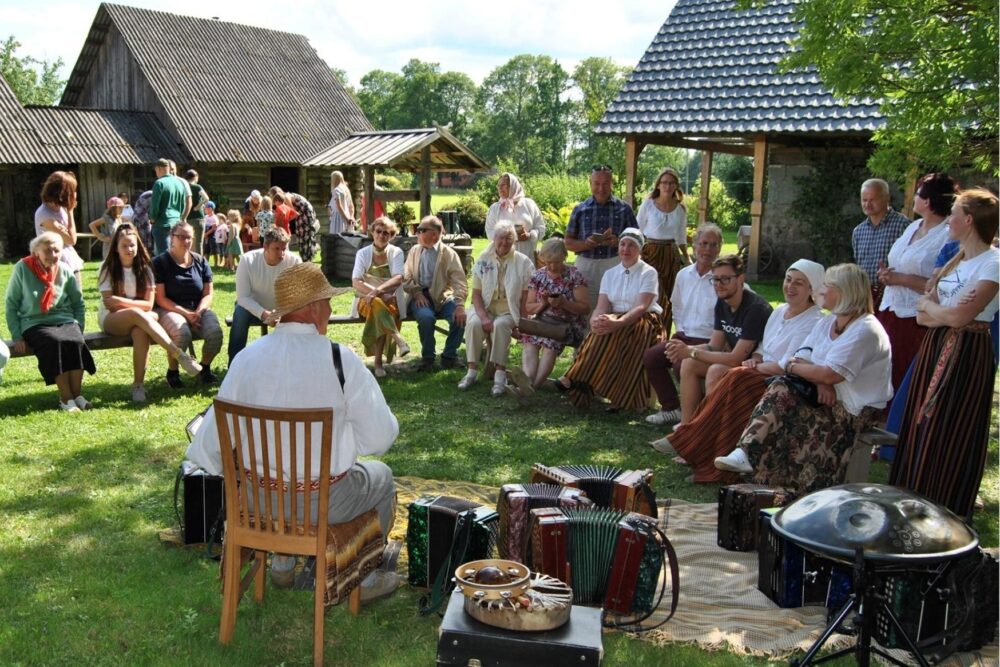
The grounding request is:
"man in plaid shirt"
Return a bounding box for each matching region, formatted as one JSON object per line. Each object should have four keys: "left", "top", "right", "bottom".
{"left": 565, "top": 165, "right": 638, "bottom": 308}
{"left": 852, "top": 178, "right": 910, "bottom": 309}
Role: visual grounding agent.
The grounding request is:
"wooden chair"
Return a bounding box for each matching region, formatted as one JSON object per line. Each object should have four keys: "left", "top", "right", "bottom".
{"left": 213, "top": 398, "right": 383, "bottom": 667}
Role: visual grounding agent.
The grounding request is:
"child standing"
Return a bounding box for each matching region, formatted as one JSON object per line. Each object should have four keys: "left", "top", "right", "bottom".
{"left": 203, "top": 201, "right": 220, "bottom": 266}
{"left": 89, "top": 196, "right": 125, "bottom": 259}
{"left": 255, "top": 196, "right": 274, "bottom": 237}
{"left": 214, "top": 212, "right": 231, "bottom": 268}
{"left": 224, "top": 209, "right": 243, "bottom": 270}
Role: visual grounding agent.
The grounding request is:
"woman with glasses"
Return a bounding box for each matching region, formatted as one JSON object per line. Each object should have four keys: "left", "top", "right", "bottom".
{"left": 890, "top": 188, "right": 999, "bottom": 519}
{"left": 554, "top": 228, "right": 662, "bottom": 412}
{"left": 351, "top": 216, "right": 410, "bottom": 377}
{"left": 714, "top": 263, "right": 892, "bottom": 501}
{"left": 153, "top": 221, "right": 223, "bottom": 388}
{"left": 637, "top": 167, "right": 689, "bottom": 328}
{"left": 485, "top": 172, "right": 545, "bottom": 261}
{"left": 99, "top": 224, "right": 201, "bottom": 402}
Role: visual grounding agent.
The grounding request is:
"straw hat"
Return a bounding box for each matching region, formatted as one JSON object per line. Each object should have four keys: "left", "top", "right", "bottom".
{"left": 271, "top": 264, "right": 339, "bottom": 318}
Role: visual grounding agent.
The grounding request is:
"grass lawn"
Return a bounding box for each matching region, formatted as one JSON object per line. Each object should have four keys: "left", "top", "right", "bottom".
{"left": 1, "top": 238, "right": 996, "bottom": 666}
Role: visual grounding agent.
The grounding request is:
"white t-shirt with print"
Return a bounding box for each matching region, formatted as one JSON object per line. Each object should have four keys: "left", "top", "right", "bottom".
{"left": 936, "top": 247, "right": 1000, "bottom": 322}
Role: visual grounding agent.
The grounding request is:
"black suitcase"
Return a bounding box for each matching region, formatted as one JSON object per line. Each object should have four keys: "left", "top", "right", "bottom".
{"left": 179, "top": 461, "right": 225, "bottom": 545}
{"left": 718, "top": 483, "right": 786, "bottom": 552}
{"left": 436, "top": 589, "right": 604, "bottom": 666}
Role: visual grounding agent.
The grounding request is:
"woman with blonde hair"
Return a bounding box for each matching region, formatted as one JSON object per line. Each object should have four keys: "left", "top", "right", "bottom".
{"left": 890, "top": 188, "right": 999, "bottom": 519}
{"left": 328, "top": 170, "right": 356, "bottom": 234}
{"left": 715, "top": 263, "right": 892, "bottom": 500}
{"left": 351, "top": 216, "right": 410, "bottom": 377}
{"left": 637, "top": 167, "right": 688, "bottom": 326}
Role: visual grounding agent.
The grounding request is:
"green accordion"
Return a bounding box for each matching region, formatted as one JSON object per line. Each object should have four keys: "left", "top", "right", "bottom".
{"left": 406, "top": 495, "right": 499, "bottom": 589}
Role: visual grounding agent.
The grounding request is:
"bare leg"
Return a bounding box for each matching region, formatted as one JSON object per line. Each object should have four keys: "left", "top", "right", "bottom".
{"left": 104, "top": 308, "right": 179, "bottom": 355}
{"left": 130, "top": 327, "right": 151, "bottom": 386}
{"left": 67, "top": 369, "right": 83, "bottom": 397}
{"left": 522, "top": 343, "right": 539, "bottom": 382}
{"left": 374, "top": 336, "right": 386, "bottom": 370}
{"left": 535, "top": 347, "right": 561, "bottom": 388}
{"left": 705, "top": 363, "right": 731, "bottom": 396}
{"left": 679, "top": 357, "right": 710, "bottom": 423}
{"left": 54, "top": 374, "right": 75, "bottom": 403}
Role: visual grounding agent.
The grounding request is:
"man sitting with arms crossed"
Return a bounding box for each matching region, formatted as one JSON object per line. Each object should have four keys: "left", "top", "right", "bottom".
{"left": 187, "top": 263, "right": 399, "bottom": 599}
{"left": 651, "top": 253, "right": 772, "bottom": 453}
{"left": 227, "top": 226, "right": 302, "bottom": 365}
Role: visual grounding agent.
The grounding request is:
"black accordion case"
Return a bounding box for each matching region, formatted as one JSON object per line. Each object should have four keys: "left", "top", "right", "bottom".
{"left": 406, "top": 495, "right": 498, "bottom": 590}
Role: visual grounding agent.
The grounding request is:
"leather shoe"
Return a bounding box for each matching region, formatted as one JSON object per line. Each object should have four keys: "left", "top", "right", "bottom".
{"left": 360, "top": 570, "right": 399, "bottom": 603}
{"left": 440, "top": 356, "right": 460, "bottom": 369}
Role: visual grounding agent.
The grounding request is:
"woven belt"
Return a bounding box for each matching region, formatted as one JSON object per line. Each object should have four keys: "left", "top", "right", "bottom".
{"left": 645, "top": 238, "right": 676, "bottom": 246}
{"left": 244, "top": 468, "right": 350, "bottom": 493}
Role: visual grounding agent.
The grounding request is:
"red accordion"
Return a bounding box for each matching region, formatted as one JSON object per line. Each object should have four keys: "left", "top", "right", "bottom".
{"left": 530, "top": 463, "right": 657, "bottom": 518}
{"left": 497, "top": 483, "right": 591, "bottom": 564}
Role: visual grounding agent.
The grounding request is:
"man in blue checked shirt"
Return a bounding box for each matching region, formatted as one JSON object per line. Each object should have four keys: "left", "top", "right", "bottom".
{"left": 564, "top": 165, "right": 638, "bottom": 308}
{"left": 852, "top": 178, "right": 909, "bottom": 310}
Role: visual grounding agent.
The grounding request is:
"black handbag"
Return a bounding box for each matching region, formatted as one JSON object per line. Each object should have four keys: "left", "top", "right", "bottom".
{"left": 766, "top": 373, "right": 819, "bottom": 407}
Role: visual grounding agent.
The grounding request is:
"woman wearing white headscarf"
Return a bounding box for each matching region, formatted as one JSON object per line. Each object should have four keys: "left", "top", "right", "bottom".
{"left": 485, "top": 172, "right": 545, "bottom": 261}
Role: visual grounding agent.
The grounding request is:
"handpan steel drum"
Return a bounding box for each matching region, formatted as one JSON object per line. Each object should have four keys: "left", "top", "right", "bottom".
{"left": 772, "top": 484, "right": 978, "bottom": 564}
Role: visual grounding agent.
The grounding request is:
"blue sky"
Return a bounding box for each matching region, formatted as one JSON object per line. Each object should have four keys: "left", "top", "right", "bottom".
{"left": 2, "top": 0, "right": 679, "bottom": 87}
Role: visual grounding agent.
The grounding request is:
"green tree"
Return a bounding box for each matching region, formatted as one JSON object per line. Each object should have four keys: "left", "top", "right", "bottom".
{"left": 0, "top": 35, "right": 65, "bottom": 105}
{"left": 330, "top": 67, "right": 355, "bottom": 98}
{"left": 568, "top": 57, "right": 632, "bottom": 176}
{"left": 741, "top": 0, "right": 999, "bottom": 178}
{"left": 357, "top": 69, "right": 403, "bottom": 129}
{"left": 473, "top": 54, "right": 572, "bottom": 174}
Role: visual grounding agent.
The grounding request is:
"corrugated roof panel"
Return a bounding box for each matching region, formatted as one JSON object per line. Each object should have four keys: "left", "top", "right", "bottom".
{"left": 303, "top": 128, "right": 489, "bottom": 172}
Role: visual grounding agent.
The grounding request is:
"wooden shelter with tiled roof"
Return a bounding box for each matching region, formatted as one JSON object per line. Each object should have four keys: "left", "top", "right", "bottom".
{"left": 598, "top": 0, "right": 886, "bottom": 276}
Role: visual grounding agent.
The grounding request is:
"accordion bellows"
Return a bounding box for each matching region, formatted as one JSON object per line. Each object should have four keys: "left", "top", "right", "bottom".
{"left": 497, "top": 483, "right": 592, "bottom": 563}
{"left": 530, "top": 463, "right": 657, "bottom": 518}
{"left": 530, "top": 506, "right": 662, "bottom": 615}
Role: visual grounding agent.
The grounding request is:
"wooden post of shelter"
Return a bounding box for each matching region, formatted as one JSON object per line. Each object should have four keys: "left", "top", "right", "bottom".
{"left": 419, "top": 146, "right": 431, "bottom": 219}
{"left": 747, "top": 136, "right": 768, "bottom": 280}
{"left": 901, "top": 169, "right": 918, "bottom": 220}
{"left": 624, "top": 137, "right": 644, "bottom": 208}
{"left": 363, "top": 166, "right": 375, "bottom": 228}
{"left": 698, "top": 150, "right": 714, "bottom": 224}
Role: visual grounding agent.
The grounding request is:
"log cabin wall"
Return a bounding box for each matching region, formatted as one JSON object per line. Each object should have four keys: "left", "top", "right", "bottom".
{"left": 194, "top": 164, "right": 269, "bottom": 215}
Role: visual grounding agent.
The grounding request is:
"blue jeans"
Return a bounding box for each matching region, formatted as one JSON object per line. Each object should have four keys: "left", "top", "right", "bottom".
{"left": 228, "top": 304, "right": 263, "bottom": 365}
{"left": 152, "top": 224, "right": 173, "bottom": 255}
{"left": 412, "top": 296, "right": 464, "bottom": 361}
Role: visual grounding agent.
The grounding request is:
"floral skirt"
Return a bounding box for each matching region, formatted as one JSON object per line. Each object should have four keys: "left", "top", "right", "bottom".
{"left": 738, "top": 378, "right": 877, "bottom": 501}
{"left": 359, "top": 297, "right": 401, "bottom": 360}
{"left": 564, "top": 312, "right": 660, "bottom": 411}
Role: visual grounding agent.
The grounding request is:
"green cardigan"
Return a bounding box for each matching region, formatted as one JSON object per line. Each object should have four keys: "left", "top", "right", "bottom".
{"left": 4, "top": 260, "right": 85, "bottom": 340}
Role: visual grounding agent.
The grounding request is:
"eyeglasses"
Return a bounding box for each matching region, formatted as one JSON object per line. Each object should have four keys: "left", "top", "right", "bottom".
{"left": 373, "top": 229, "right": 393, "bottom": 236}
{"left": 416, "top": 227, "right": 436, "bottom": 233}
{"left": 709, "top": 275, "right": 737, "bottom": 286}
{"left": 591, "top": 164, "right": 613, "bottom": 173}
{"left": 173, "top": 234, "right": 193, "bottom": 241}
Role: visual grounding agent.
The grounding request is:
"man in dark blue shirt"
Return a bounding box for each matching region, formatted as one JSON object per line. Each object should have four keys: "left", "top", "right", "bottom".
{"left": 564, "top": 166, "right": 638, "bottom": 308}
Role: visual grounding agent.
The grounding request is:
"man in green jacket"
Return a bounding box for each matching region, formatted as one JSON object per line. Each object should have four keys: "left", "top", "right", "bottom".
{"left": 150, "top": 158, "right": 189, "bottom": 255}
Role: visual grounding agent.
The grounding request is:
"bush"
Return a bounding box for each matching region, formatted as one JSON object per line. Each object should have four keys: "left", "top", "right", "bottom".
{"left": 376, "top": 174, "right": 404, "bottom": 191}
{"left": 685, "top": 176, "right": 746, "bottom": 231}
{"left": 455, "top": 196, "right": 488, "bottom": 237}
{"left": 523, "top": 173, "right": 591, "bottom": 213}
{"left": 388, "top": 201, "right": 415, "bottom": 226}
{"left": 542, "top": 204, "right": 576, "bottom": 238}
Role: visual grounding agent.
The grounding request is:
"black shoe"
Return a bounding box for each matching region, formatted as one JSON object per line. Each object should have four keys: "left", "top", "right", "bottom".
{"left": 418, "top": 358, "right": 435, "bottom": 372}
{"left": 166, "top": 370, "right": 184, "bottom": 389}
{"left": 440, "top": 356, "right": 460, "bottom": 369}
{"left": 200, "top": 367, "right": 218, "bottom": 385}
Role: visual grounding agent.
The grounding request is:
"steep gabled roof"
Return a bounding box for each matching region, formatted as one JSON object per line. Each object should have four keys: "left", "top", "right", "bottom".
{"left": 304, "top": 127, "right": 490, "bottom": 172}
{"left": 61, "top": 3, "right": 373, "bottom": 163}
{"left": 0, "top": 75, "right": 47, "bottom": 163}
{"left": 597, "top": 0, "right": 883, "bottom": 137}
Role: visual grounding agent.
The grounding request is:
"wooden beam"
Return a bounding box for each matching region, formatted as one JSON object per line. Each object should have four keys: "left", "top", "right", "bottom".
{"left": 363, "top": 166, "right": 375, "bottom": 231}
{"left": 901, "top": 169, "right": 918, "bottom": 220}
{"left": 698, "top": 150, "right": 714, "bottom": 225}
{"left": 374, "top": 189, "right": 420, "bottom": 202}
{"left": 624, "top": 137, "right": 645, "bottom": 208}
{"left": 419, "top": 146, "right": 431, "bottom": 219}
{"left": 625, "top": 134, "right": 755, "bottom": 156}
{"left": 747, "top": 136, "right": 769, "bottom": 280}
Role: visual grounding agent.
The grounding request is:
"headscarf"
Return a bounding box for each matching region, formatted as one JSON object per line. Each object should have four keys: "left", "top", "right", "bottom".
{"left": 22, "top": 255, "right": 58, "bottom": 313}
{"left": 498, "top": 172, "right": 525, "bottom": 211}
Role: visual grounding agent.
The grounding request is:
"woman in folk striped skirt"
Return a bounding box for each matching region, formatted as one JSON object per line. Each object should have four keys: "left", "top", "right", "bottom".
{"left": 637, "top": 167, "right": 689, "bottom": 330}
{"left": 554, "top": 228, "right": 662, "bottom": 411}
{"left": 663, "top": 259, "right": 825, "bottom": 483}
{"left": 890, "top": 188, "right": 999, "bottom": 520}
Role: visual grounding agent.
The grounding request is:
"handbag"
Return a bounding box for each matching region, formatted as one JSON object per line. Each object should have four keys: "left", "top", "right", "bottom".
{"left": 766, "top": 373, "right": 819, "bottom": 407}
{"left": 354, "top": 272, "right": 389, "bottom": 299}
{"left": 517, "top": 313, "right": 571, "bottom": 343}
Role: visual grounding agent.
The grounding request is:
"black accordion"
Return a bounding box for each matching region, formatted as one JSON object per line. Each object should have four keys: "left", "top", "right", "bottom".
{"left": 497, "top": 483, "right": 591, "bottom": 564}
{"left": 406, "top": 495, "right": 498, "bottom": 590}
{"left": 531, "top": 463, "right": 657, "bottom": 518}
{"left": 529, "top": 506, "right": 667, "bottom": 616}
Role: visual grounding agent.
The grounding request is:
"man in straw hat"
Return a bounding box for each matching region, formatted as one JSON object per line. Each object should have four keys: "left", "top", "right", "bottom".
{"left": 186, "top": 262, "right": 400, "bottom": 598}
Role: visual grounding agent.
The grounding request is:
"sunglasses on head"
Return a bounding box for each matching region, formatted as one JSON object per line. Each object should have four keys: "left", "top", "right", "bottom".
{"left": 591, "top": 164, "right": 613, "bottom": 173}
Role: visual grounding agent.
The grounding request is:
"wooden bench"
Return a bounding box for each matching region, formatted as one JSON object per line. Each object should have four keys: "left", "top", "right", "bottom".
{"left": 4, "top": 331, "right": 133, "bottom": 358}
{"left": 844, "top": 427, "right": 898, "bottom": 483}
{"left": 225, "top": 314, "right": 449, "bottom": 336}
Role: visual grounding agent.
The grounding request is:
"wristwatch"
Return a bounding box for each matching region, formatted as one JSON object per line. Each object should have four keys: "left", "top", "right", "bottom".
{"left": 689, "top": 348, "right": 698, "bottom": 360}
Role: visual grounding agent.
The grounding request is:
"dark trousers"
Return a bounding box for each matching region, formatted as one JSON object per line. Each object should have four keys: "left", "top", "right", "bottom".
{"left": 642, "top": 332, "right": 710, "bottom": 411}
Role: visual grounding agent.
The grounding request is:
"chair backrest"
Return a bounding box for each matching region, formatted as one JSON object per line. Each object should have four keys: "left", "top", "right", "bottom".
{"left": 213, "top": 397, "right": 335, "bottom": 544}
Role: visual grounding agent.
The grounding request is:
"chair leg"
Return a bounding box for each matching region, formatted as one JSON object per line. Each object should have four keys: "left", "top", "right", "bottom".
{"left": 254, "top": 550, "right": 266, "bottom": 603}
{"left": 219, "top": 541, "right": 241, "bottom": 645}
{"left": 314, "top": 568, "right": 325, "bottom": 667}
{"left": 349, "top": 585, "right": 362, "bottom": 616}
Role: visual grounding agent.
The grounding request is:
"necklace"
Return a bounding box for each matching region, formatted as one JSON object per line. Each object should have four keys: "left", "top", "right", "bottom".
{"left": 833, "top": 316, "right": 856, "bottom": 335}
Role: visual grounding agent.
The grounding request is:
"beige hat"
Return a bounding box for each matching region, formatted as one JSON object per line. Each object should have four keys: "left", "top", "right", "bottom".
{"left": 271, "top": 264, "right": 339, "bottom": 319}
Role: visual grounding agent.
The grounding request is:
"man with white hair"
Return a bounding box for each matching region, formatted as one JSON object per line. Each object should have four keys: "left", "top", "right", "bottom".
{"left": 852, "top": 178, "right": 910, "bottom": 308}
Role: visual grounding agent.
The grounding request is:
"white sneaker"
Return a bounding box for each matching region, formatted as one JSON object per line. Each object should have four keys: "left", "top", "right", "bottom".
{"left": 73, "top": 395, "right": 93, "bottom": 411}
{"left": 59, "top": 400, "right": 81, "bottom": 413}
{"left": 491, "top": 382, "right": 506, "bottom": 397}
{"left": 649, "top": 436, "right": 676, "bottom": 455}
{"left": 360, "top": 570, "right": 399, "bottom": 603}
{"left": 714, "top": 448, "right": 753, "bottom": 473}
{"left": 176, "top": 351, "right": 203, "bottom": 377}
{"left": 645, "top": 409, "right": 682, "bottom": 426}
{"left": 457, "top": 372, "right": 478, "bottom": 391}
{"left": 131, "top": 385, "right": 147, "bottom": 403}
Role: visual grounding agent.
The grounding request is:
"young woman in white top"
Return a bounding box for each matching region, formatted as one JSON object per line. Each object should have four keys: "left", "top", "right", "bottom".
{"left": 890, "top": 188, "right": 999, "bottom": 519}
{"left": 876, "top": 172, "right": 956, "bottom": 391}
{"left": 636, "top": 167, "right": 689, "bottom": 325}
{"left": 484, "top": 172, "right": 545, "bottom": 261}
{"left": 715, "top": 263, "right": 892, "bottom": 500}
{"left": 34, "top": 170, "right": 84, "bottom": 285}
{"left": 99, "top": 224, "right": 202, "bottom": 402}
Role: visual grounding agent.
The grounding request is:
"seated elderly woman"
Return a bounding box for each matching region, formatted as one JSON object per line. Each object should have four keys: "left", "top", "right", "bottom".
{"left": 714, "top": 263, "right": 892, "bottom": 499}
{"left": 518, "top": 238, "right": 590, "bottom": 388}
{"left": 554, "top": 228, "right": 662, "bottom": 411}
{"left": 658, "top": 260, "right": 825, "bottom": 483}
{"left": 99, "top": 224, "right": 202, "bottom": 402}
{"left": 351, "top": 216, "right": 410, "bottom": 377}
{"left": 153, "top": 221, "right": 223, "bottom": 388}
{"left": 4, "top": 232, "right": 95, "bottom": 411}
{"left": 458, "top": 222, "right": 535, "bottom": 396}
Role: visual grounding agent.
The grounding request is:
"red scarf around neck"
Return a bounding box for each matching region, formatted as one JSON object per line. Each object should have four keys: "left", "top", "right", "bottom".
{"left": 23, "top": 255, "right": 59, "bottom": 313}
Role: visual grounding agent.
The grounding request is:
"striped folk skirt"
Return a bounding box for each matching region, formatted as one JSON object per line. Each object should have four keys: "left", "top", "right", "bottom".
{"left": 876, "top": 309, "right": 928, "bottom": 395}
{"left": 889, "top": 323, "right": 995, "bottom": 519}
{"left": 22, "top": 322, "right": 96, "bottom": 385}
{"left": 358, "top": 297, "right": 401, "bottom": 360}
{"left": 641, "top": 240, "right": 684, "bottom": 330}
{"left": 564, "top": 312, "right": 660, "bottom": 411}
{"left": 670, "top": 366, "right": 768, "bottom": 484}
